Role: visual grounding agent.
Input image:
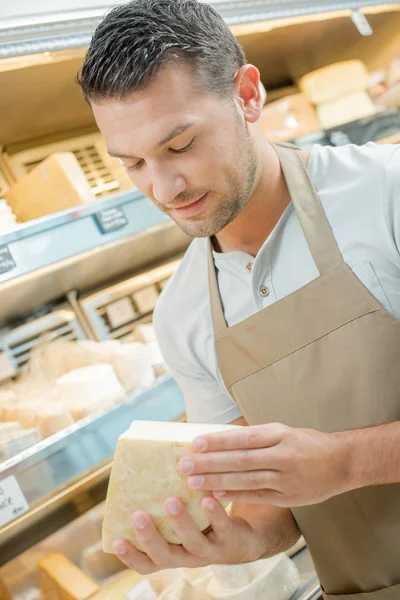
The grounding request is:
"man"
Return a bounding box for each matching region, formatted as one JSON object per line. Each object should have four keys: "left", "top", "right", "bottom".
{"left": 78, "top": 1, "right": 400, "bottom": 597}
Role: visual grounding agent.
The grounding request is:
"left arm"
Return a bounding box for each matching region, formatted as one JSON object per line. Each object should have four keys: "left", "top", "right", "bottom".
{"left": 178, "top": 421, "right": 400, "bottom": 507}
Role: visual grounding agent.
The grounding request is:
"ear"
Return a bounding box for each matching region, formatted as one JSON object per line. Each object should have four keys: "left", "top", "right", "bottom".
{"left": 234, "top": 65, "right": 263, "bottom": 124}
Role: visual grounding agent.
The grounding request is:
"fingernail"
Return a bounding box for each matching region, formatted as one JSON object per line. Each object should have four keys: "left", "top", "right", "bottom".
{"left": 179, "top": 459, "right": 194, "bottom": 475}
{"left": 113, "top": 540, "right": 127, "bottom": 556}
{"left": 133, "top": 513, "right": 146, "bottom": 529}
{"left": 205, "top": 499, "right": 216, "bottom": 511}
{"left": 193, "top": 438, "right": 207, "bottom": 452}
{"left": 188, "top": 475, "right": 205, "bottom": 488}
{"left": 166, "top": 498, "right": 180, "bottom": 516}
{"left": 213, "top": 491, "right": 226, "bottom": 498}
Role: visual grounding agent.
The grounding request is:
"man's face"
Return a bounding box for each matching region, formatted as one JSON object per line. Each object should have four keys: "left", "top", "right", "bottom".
{"left": 92, "top": 63, "right": 257, "bottom": 238}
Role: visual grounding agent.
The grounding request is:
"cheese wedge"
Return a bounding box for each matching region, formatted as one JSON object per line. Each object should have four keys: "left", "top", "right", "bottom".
{"left": 102, "top": 420, "right": 238, "bottom": 553}
{"left": 38, "top": 553, "right": 99, "bottom": 600}
{"left": 5, "top": 153, "right": 95, "bottom": 223}
{"left": 299, "top": 60, "right": 369, "bottom": 104}
{"left": 317, "top": 91, "right": 376, "bottom": 129}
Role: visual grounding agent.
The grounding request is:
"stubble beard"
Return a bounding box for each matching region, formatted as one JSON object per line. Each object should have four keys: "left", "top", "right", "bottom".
{"left": 168, "top": 120, "right": 258, "bottom": 239}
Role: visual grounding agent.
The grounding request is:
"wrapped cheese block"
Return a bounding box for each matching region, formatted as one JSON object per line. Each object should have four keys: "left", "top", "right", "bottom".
{"left": 299, "top": 60, "right": 369, "bottom": 104}
{"left": 80, "top": 542, "right": 124, "bottom": 580}
{"left": 86, "top": 570, "right": 147, "bottom": 600}
{"left": 102, "top": 420, "right": 238, "bottom": 553}
{"left": 0, "top": 428, "right": 40, "bottom": 461}
{"left": 111, "top": 343, "right": 155, "bottom": 393}
{"left": 36, "top": 402, "right": 74, "bottom": 439}
{"left": 207, "top": 554, "right": 300, "bottom": 600}
{"left": 258, "top": 94, "right": 319, "bottom": 142}
{"left": 5, "top": 153, "right": 95, "bottom": 223}
{"left": 38, "top": 554, "right": 99, "bottom": 600}
{"left": 57, "top": 364, "right": 125, "bottom": 421}
{"left": 317, "top": 91, "right": 376, "bottom": 129}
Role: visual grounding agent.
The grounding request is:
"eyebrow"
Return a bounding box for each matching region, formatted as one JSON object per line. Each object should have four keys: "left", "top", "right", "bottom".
{"left": 107, "top": 122, "right": 195, "bottom": 159}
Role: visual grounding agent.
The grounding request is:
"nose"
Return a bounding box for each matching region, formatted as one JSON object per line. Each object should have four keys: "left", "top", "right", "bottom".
{"left": 151, "top": 166, "right": 187, "bottom": 206}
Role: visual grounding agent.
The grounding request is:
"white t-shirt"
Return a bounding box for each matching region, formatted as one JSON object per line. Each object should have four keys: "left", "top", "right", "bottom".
{"left": 153, "top": 143, "right": 400, "bottom": 424}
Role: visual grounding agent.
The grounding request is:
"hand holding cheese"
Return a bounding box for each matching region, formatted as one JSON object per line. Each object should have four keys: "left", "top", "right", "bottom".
{"left": 102, "top": 421, "right": 237, "bottom": 553}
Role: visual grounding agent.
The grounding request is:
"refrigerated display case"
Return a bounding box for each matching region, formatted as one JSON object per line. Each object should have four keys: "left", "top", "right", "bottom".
{"left": 1, "top": 1, "right": 400, "bottom": 598}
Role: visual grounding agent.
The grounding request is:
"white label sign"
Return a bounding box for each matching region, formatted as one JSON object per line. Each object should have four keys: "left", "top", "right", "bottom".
{"left": 126, "top": 579, "right": 157, "bottom": 600}
{"left": 0, "top": 475, "right": 29, "bottom": 527}
{"left": 106, "top": 297, "right": 137, "bottom": 329}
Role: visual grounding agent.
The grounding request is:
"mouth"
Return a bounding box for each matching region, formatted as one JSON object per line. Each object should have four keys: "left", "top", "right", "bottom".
{"left": 171, "top": 193, "right": 208, "bottom": 218}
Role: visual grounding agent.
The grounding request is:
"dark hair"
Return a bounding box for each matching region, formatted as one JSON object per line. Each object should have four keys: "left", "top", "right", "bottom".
{"left": 77, "top": 0, "right": 246, "bottom": 102}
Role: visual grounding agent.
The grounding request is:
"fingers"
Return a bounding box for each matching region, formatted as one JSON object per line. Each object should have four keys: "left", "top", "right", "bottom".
{"left": 179, "top": 448, "right": 279, "bottom": 476}
{"left": 112, "top": 538, "right": 159, "bottom": 574}
{"left": 200, "top": 496, "right": 235, "bottom": 539}
{"left": 129, "top": 511, "right": 178, "bottom": 566}
{"left": 187, "top": 470, "right": 280, "bottom": 492}
{"left": 193, "top": 423, "right": 287, "bottom": 453}
{"left": 164, "top": 497, "right": 211, "bottom": 558}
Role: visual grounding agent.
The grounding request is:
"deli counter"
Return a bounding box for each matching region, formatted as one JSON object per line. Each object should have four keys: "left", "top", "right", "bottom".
{"left": 1, "top": 1, "right": 400, "bottom": 599}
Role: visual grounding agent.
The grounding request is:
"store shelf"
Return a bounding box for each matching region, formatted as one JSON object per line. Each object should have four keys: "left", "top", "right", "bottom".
{"left": 1, "top": 0, "right": 398, "bottom": 57}
{"left": 0, "top": 376, "right": 185, "bottom": 537}
{"left": 0, "top": 190, "right": 170, "bottom": 284}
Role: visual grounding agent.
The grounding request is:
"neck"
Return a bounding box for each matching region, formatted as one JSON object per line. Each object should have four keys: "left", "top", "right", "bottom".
{"left": 214, "top": 140, "right": 292, "bottom": 257}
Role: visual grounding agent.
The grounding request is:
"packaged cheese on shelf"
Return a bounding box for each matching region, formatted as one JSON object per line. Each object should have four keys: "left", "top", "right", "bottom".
{"left": 5, "top": 153, "right": 96, "bottom": 223}
{"left": 258, "top": 93, "right": 319, "bottom": 142}
{"left": 102, "top": 420, "right": 238, "bottom": 553}
{"left": 80, "top": 542, "right": 124, "bottom": 580}
{"left": 111, "top": 343, "right": 155, "bottom": 394}
{"left": 38, "top": 553, "right": 99, "bottom": 600}
{"left": 0, "top": 428, "right": 40, "bottom": 461}
{"left": 56, "top": 364, "right": 125, "bottom": 421}
{"left": 299, "top": 60, "right": 369, "bottom": 104}
{"left": 317, "top": 91, "right": 377, "bottom": 129}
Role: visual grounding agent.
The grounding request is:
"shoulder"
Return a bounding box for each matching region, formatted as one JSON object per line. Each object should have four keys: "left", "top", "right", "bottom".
{"left": 307, "top": 142, "right": 398, "bottom": 192}
{"left": 153, "top": 237, "right": 211, "bottom": 368}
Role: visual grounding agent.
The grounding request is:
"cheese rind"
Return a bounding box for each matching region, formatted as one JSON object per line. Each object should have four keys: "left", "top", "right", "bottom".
{"left": 299, "top": 60, "right": 369, "bottom": 104}
{"left": 102, "top": 421, "right": 238, "bottom": 553}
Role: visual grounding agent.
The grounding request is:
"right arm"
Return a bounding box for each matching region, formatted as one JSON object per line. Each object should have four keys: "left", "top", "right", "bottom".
{"left": 228, "top": 417, "right": 301, "bottom": 558}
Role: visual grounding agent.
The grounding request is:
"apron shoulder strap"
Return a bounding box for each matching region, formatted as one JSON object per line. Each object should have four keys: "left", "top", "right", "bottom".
{"left": 273, "top": 143, "right": 343, "bottom": 275}
{"left": 207, "top": 240, "right": 227, "bottom": 334}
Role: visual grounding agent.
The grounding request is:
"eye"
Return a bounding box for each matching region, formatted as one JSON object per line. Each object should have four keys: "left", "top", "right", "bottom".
{"left": 170, "top": 138, "right": 195, "bottom": 154}
{"left": 126, "top": 160, "right": 144, "bottom": 174}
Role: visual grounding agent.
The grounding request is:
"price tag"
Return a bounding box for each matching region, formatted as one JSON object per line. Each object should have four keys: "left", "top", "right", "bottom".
{"left": 351, "top": 10, "right": 373, "bottom": 36}
{"left": 0, "top": 245, "right": 16, "bottom": 276}
{"left": 94, "top": 206, "right": 128, "bottom": 234}
{"left": 126, "top": 580, "right": 157, "bottom": 600}
{"left": 0, "top": 476, "right": 29, "bottom": 527}
{"left": 106, "top": 297, "right": 137, "bottom": 329}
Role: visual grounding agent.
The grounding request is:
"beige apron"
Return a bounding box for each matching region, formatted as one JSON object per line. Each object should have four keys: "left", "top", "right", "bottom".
{"left": 207, "top": 143, "right": 400, "bottom": 599}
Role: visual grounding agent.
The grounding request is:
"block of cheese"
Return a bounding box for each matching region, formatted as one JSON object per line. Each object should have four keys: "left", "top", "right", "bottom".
{"left": 111, "top": 343, "right": 154, "bottom": 393}
{"left": 36, "top": 402, "right": 74, "bottom": 439}
{"left": 87, "top": 570, "right": 147, "bottom": 600}
{"left": 258, "top": 94, "right": 319, "bottom": 142}
{"left": 299, "top": 60, "right": 369, "bottom": 104}
{"left": 158, "top": 579, "right": 197, "bottom": 600}
{"left": 38, "top": 553, "right": 99, "bottom": 600}
{"left": 133, "top": 324, "right": 157, "bottom": 344}
{"left": 5, "top": 153, "right": 95, "bottom": 223}
{"left": 317, "top": 91, "right": 376, "bottom": 129}
{"left": 57, "top": 364, "right": 125, "bottom": 420}
{"left": 0, "top": 428, "right": 40, "bottom": 461}
{"left": 0, "top": 422, "right": 21, "bottom": 436}
{"left": 0, "top": 390, "right": 17, "bottom": 420}
{"left": 80, "top": 542, "right": 124, "bottom": 580}
{"left": 102, "top": 420, "right": 238, "bottom": 553}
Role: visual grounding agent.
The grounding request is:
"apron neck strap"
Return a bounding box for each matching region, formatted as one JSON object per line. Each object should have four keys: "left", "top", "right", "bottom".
{"left": 208, "top": 239, "right": 227, "bottom": 335}
{"left": 272, "top": 143, "right": 343, "bottom": 275}
{"left": 207, "top": 143, "right": 344, "bottom": 333}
